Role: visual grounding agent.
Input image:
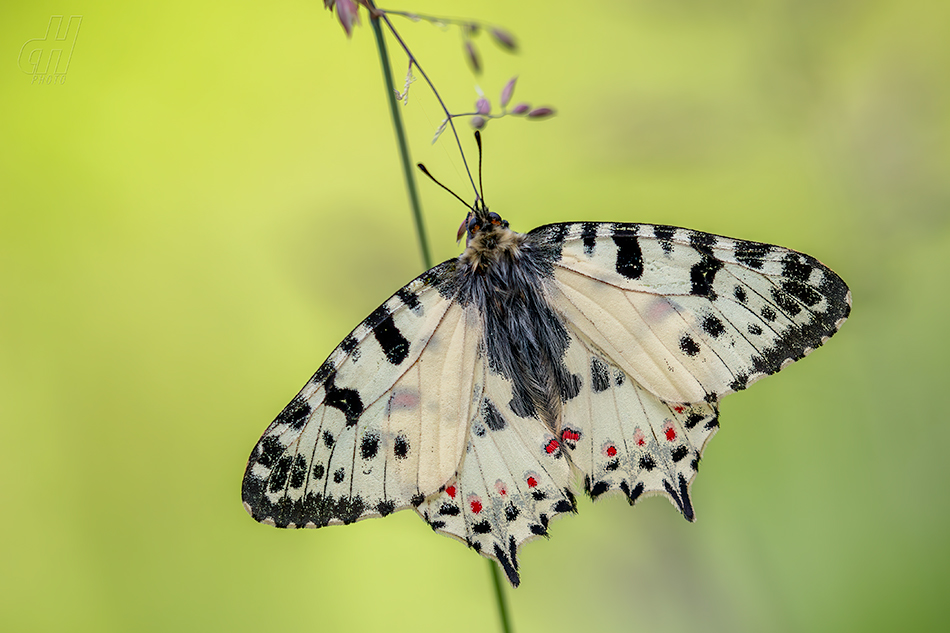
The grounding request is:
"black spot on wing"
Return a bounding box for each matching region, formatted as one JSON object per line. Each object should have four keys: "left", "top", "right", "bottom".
{"left": 624, "top": 481, "right": 645, "bottom": 504}
{"left": 667, "top": 474, "right": 695, "bottom": 521}
{"left": 340, "top": 335, "right": 358, "bottom": 354}
{"left": 376, "top": 500, "right": 395, "bottom": 517}
{"left": 493, "top": 543, "right": 520, "bottom": 587}
{"left": 322, "top": 430, "right": 334, "bottom": 448}
{"left": 396, "top": 287, "right": 422, "bottom": 312}
{"left": 690, "top": 255, "right": 723, "bottom": 298}
{"left": 276, "top": 397, "right": 311, "bottom": 430}
{"left": 256, "top": 436, "right": 283, "bottom": 468}
{"left": 333, "top": 468, "right": 345, "bottom": 484}
{"left": 770, "top": 287, "right": 803, "bottom": 316}
{"left": 689, "top": 231, "right": 718, "bottom": 254}
{"left": 473, "top": 520, "right": 492, "bottom": 534}
{"left": 581, "top": 222, "right": 598, "bottom": 256}
{"left": 312, "top": 463, "right": 325, "bottom": 479}
{"left": 613, "top": 234, "right": 644, "bottom": 279}
{"left": 730, "top": 373, "right": 749, "bottom": 391}
{"left": 684, "top": 412, "right": 704, "bottom": 429}
{"left": 680, "top": 334, "right": 700, "bottom": 356}
{"left": 289, "top": 455, "right": 307, "bottom": 488}
{"left": 734, "top": 285, "right": 748, "bottom": 304}
{"left": 653, "top": 225, "right": 676, "bottom": 253}
{"left": 529, "top": 523, "right": 547, "bottom": 536}
{"left": 360, "top": 432, "right": 380, "bottom": 459}
{"left": 782, "top": 252, "right": 813, "bottom": 282}
{"left": 734, "top": 240, "right": 771, "bottom": 269}
{"left": 761, "top": 305, "right": 777, "bottom": 322}
{"left": 671, "top": 445, "right": 689, "bottom": 462}
{"left": 394, "top": 435, "right": 410, "bottom": 459}
{"left": 748, "top": 323, "right": 763, "bottom": 335}
{"left": 639, "top": 455, "right": 656, "bottom": 471}
{"left": 591, "top": 356, "right": 610, "bottom": 393}
{"left": 782, "top": 279, "right": 822, "bottom": 307}
{"left": 269, "top": 456, "right": 292, "bottom": 492}
{"left": 590, "top": 481, "right": 609, "bottom": 499}
{"left": 482, "top": 400, "right": 506, "bottom": 431}
{"left": 323, "top": 373, "right": 363, "bottom": 427}
{"left": 701, "top": 314, "right": 726, "bottom": 338}
{"left": 371, "top": 308, "right": 411, "bottom": 365}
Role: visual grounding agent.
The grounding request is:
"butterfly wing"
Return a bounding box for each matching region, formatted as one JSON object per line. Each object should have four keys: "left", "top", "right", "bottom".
{"left": 416, "top": 350, "right": 577, "bottom": 587}
{"left": 533, "top": 222, "right": 851, "bottom": 404}
{"left": 242, "top": 261, "right": 481, "bottom": 528}
{"left": 558, "top": 328, "right": 719, "bottom": 520}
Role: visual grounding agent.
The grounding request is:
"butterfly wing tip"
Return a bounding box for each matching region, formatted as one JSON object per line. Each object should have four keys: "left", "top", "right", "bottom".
{"left": 494, "top": 544, "right": 521, "bottom": 587}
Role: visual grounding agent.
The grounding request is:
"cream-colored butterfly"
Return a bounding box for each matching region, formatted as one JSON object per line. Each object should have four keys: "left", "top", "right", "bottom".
{"left": 242, "top": 202, "right": 850, "bottom": 587}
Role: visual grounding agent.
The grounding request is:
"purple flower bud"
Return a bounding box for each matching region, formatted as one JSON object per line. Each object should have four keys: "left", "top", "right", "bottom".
{"left": 476, "top": 97, "right": 491, "bottom": 115}
{"left": 471, "top": 116, "right": 487, "bottom": 130}
{"left": 336, "top": 0, "right": 360, "bottom": 37}
{"left": 528, "top": 107, "right": 555, "bottom": 119}
{"left": 465, "top": 22, "right": 480, "bottom": 36}
{"left": 500, "top": 77, "right": 517, "bottom": 108}
{"left": 490, "top": 27, "right": 517, "bottom": 51}
{"left": 465, "top": 41, "right": 481, "bottom": 74}
{"left": 511, "top": 102, "right": 531, "bottom": 115}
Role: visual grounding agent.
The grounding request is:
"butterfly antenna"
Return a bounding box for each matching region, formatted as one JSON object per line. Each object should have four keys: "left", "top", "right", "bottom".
{"left": 474, "top": 131, "right": 486, "bottom": 211}
{"left": 416, "top": 163, "right": 474, "bottom": 211}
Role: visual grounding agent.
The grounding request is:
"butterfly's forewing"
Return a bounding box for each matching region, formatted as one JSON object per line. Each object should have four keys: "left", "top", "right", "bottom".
{"left": 242, "top": 262, "right": 477, "bottom": 528}
{"left": 534, "top": 223, "right": 851, "bottom": 404}
{"left": 558, "top": 330, "right": 719, "bottom": 519}
{"left": 417, "top": 352, "right": 576, "bottom": 587}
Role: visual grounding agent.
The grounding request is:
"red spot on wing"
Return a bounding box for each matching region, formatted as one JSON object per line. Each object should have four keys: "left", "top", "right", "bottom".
{"left": 633, "top": 428, "right": 646, "bottom": 447}
{"left": 445, "top": 485, "right": 456, "bottom": 499}
{"left": 495, "top": 480, "right": 507, "bottom": 496}
{"left": 606, "top": 445, "right": 617, "bottom": 457}
{"left": 526, "top": 476, "right": 538, "bottom": 488}
{"left": 470, "top": 498, "right": 482, "bottom": 514}
{"left": 545, "top": 439, "right": 560, "bottom": 454}
{"left": 665, "top": 426, "right": 677, "bottom": 441}
{"left": 673, "top": 405, "right": 685, "bottom": 414}
{"left": 561, "top": 429, "right": 581, "bottom": 442}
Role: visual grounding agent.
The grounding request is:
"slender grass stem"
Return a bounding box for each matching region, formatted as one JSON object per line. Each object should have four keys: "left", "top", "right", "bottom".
{"left": 489, "top": 560, "right": 514, "bottom": 633}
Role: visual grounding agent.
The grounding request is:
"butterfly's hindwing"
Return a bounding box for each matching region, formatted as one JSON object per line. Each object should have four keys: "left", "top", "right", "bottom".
{"left": 242, "top": 261, "right": 480, "bottom": 528}
{"left": 559, "top": 331, "right": 719, "bottom": 519}
{"left": 530, "top": 222, "right": 851, "bottom": 404}
{"left": 417, "top": 353, "right": 576, "bottom": 587}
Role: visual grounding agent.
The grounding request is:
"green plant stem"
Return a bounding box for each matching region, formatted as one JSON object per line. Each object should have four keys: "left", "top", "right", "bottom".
{"left": 489, "top": 561, "right": 513, "bottom": 633}
{"left": 369, "top": 8, "right": 513, "bottom": 633}
{"left": 370, "top": 9, "right": 432, "bottom": 270}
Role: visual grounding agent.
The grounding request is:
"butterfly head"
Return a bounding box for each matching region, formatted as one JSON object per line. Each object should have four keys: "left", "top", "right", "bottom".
{"left": 457, "top": 205, "right": 510, "bottom": 246}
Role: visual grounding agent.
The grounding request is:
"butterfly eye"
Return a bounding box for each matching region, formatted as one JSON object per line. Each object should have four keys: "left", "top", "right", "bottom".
{"left": 488, "top": 212, "right": 502, "bottom": 225}
{"left": 468, "top": 217, "right": 480, "bottom": 234}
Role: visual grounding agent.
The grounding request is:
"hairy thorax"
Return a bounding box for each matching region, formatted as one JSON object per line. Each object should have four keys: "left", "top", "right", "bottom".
{"left": 459, "top": 224, "right": 526, "bottom": 273}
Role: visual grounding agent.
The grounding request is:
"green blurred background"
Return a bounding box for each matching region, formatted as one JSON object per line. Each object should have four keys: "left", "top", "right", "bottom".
{"left": 2, "top": 1, "right": 948, "bottom": 631}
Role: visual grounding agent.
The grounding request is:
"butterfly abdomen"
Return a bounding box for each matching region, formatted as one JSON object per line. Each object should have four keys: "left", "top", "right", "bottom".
{"left": 455, "top": 222, "right": 578, "bottom": 431}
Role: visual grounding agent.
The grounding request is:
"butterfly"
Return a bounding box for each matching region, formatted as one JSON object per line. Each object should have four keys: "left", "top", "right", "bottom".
{"left": 241, "top": 202, "right": 850, "bottom": 587}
